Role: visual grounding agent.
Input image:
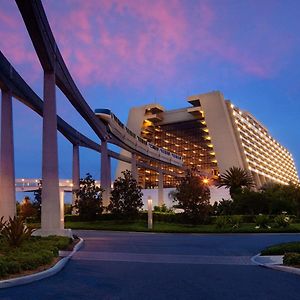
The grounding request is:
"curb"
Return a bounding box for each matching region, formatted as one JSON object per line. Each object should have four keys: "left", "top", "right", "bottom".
{"left": 0, "top": 237, "right": 84, "bottom": 289}
{"left": 251, "top": 253, "right": 300, "bottom": 276}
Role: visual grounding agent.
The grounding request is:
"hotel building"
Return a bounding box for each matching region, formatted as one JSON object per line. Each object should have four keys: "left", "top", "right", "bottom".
{"left": 117, "top": 91, "right": 299, "bottom": 189}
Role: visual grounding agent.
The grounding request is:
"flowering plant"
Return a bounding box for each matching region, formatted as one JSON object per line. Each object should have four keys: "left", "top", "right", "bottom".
{"left": 274, "top": 213, "right": 291, "bottom": 228}
{"left": 254, "top": 214, "right": 271, "bottom": 229}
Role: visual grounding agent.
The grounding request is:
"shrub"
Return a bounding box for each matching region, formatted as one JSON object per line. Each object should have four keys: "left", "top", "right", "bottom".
{"left": 64, "top": 204, "right": 73, "bottom": 215}
{"left": 19, "top": 197, "right": 37, "bottom": 220}
{"left": 254, "top": 214, "right": 270, "bottom": 229}
{"left": 74, "top": 173, "right": 104, "bottom": 220}
{"left": 215, "top": 216, "right": 228, "bottom": 229}
{"left": 283, "top": 253, "right": 300, "bottom": 266}
{"left": 230, "top": 215, "right": 243, "bottom": 228}
{"left": 0, "top": 259, "right": 9, "bottom": 277}
{"left": 274, "top": 213, "right": 291, "bottom": 228}
{"left": 1, "top": 216, "right": 35, "bottom": 247}
{"left": 153, "top": 204, "right": 172, "bottom": 213}
{"left": 108, "top": 170, "right": 143, "bottom": 219}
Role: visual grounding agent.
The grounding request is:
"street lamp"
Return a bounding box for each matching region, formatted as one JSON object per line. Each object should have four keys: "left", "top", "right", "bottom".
{"left": 147, "top": 196, "right": 153, "bottom": 230}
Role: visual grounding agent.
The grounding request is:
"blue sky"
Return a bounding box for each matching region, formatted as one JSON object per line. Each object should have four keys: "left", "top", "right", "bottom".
{"left": 0, "top": 0, "right": 299, "bottom": 185}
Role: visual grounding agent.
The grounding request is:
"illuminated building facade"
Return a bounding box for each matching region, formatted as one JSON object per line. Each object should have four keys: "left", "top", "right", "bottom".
{"left": 117, "top": 91, "right": 299, "bottom": 188}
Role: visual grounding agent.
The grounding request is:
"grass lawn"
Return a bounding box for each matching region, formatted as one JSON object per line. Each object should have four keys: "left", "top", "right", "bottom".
{"left": 0, "top": 236, "right": 72, "bottom": 279}
{"left": 65, "top": 220, "right": 300, "bottom": 234}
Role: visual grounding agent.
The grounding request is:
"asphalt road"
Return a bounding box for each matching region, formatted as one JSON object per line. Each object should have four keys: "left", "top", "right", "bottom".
{"left": 1, "top": 231, "right": 300, "bottom": 300}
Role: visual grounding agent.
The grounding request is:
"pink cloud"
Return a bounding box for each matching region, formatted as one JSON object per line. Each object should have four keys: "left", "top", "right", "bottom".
{"left": 0, "top": 0, "right": 296, "bottom": 89}
{"left": 0, "top": 6, "right": 40, "bottom": 84}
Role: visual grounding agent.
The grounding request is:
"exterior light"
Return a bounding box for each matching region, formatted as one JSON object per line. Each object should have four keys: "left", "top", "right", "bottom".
{"left": 203, "top": 178, "right": 209, "bottom": 184}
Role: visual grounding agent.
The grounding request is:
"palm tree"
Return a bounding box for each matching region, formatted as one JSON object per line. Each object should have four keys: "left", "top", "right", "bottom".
{"left": 217, "top": 166, "right": 254, "bottom": 197}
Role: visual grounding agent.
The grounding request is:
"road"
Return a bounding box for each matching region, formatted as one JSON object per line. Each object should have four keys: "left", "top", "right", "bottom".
{"left": 1, "top": 231, "right": 300, "bottom": 300}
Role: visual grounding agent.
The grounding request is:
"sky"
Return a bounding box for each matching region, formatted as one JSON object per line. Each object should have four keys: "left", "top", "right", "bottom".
{"left": 0, "top": 0, "right": 300, "bottom": 188}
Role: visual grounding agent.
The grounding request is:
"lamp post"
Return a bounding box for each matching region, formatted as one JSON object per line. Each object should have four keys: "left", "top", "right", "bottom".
{"left": 147, "top": 196, "right": 153, "bottom": 230}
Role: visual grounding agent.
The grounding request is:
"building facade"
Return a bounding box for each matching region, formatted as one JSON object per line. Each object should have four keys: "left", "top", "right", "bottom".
{"left": 117, "top": 91, "right": 299, "bottom": 189}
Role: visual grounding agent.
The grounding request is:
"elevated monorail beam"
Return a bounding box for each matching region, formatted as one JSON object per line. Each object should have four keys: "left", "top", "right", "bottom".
{"left": 15, "top": 0, "right": 108, "bottom": 141}
{"left": 0, "top": 52, "right": 145, "bottom": 166}
{"left": 0, "top": 51, "right": 97, "bottom": 150}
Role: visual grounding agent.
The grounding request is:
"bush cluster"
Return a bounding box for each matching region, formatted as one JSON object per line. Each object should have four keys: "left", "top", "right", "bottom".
{"left": 214, "top": 182, "right": 300, "bottom": 216}
{"left": 254, "top": 214, "right": 270, "bottom": 229}
{"left": 283, "top": 253, "right": 300, "bottom": 266}
{"left": 274, "top": 213, "right": 291, "bottom": 228}
{"left": 214, "top": 215, "right": 243, "bottom": 229}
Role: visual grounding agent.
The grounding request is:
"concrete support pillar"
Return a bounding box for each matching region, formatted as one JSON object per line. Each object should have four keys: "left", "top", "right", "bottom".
{"left": 101, "top": 140, "right": 111, "bottom": 207}
{"left": 131, "top": 153, "right": 138, "bottom": 181}
{"left": 158, "top": 171, "right": 164, "bottom": 206}
{"left": 0, "top": 89, "right": 16, "bottom": 220}
{"left": 38, "top": 71, "right": 70, "bottom": 236}
{"left": 72, "top": 144, "right": 80, "bottom": 213}
{"left": 252, "top": 171, "right": 261, "bottom": 190}
{"left": 59, "top": 189, "right": 65, "bottom": 227}
{"left": 259, "top": 174, "right": 266, "bottom": 186}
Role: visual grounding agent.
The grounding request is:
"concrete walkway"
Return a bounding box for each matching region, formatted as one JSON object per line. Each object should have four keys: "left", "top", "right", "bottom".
{"left": 72, "top": 250, "right": 253, "bottom": 265}
{"left": 1, "top": 231, "right": 300, "bottom": 300}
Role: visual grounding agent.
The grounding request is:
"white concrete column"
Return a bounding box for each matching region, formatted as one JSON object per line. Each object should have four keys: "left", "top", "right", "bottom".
{"left": 59, "top": 188, "right": 65, "bottom": 227}
{"left": 259, "top": 174, "right": 266, "bottom": 186}
{"left": 72, "top": 144, "right": 80, "bottom": 213}
{"left": 40, "top": 71, "right": 64, "bottom": 234}
{"left": 131, "top": 153, "right": 138, "bottom": 181}
{"left": 252, "top": 171, "right": 261, "bottom": 189}
{"left": 101, "top": 140, "right": 111, "bottom": 207}
{"left": 158, "top": 171, "right": 164, "bottom": 206}
{"left": 0, "top": 89, "right": 16, "bottom": 220}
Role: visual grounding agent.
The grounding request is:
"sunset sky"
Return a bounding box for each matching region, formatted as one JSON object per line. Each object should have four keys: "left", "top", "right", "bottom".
{"left": 0, "top": 0, "right": 299, "bottom": 184}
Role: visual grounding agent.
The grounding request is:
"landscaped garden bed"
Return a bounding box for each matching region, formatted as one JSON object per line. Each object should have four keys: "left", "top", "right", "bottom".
{"left": 261, "top": 241, "right": 300, "bottom": 267}
{"left": 0, "top": 235, "right": 72, "bottom": 279}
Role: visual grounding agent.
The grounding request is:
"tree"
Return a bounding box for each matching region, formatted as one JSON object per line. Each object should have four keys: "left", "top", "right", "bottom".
{"left": 170, "top": 170, "right": 210, "bottom": 223}
{"left": 74, "top": 173, "right": 103, "bottom": 220}
{"left": 260, "top": 182, "right": 298, "bottom": 215}
{"left": 213, "top": 199, "right": 234, "bottom": 215}
{"left": 288, "top": 183, "right": 300, "bottom": 216}
{"left": 108, "top": 170, "right": 143, "bottom": 218}
{"left": 232, "top": 189, "right": 268, "bottom": 215}
{"left": 20, "top": 196, "right": 37, "bottom": 220}
{"left": 217, "top": 166, "right": 254, "bottom": 197}
{"left": 33, "top": 180, "right": 42, "bottom": 220}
